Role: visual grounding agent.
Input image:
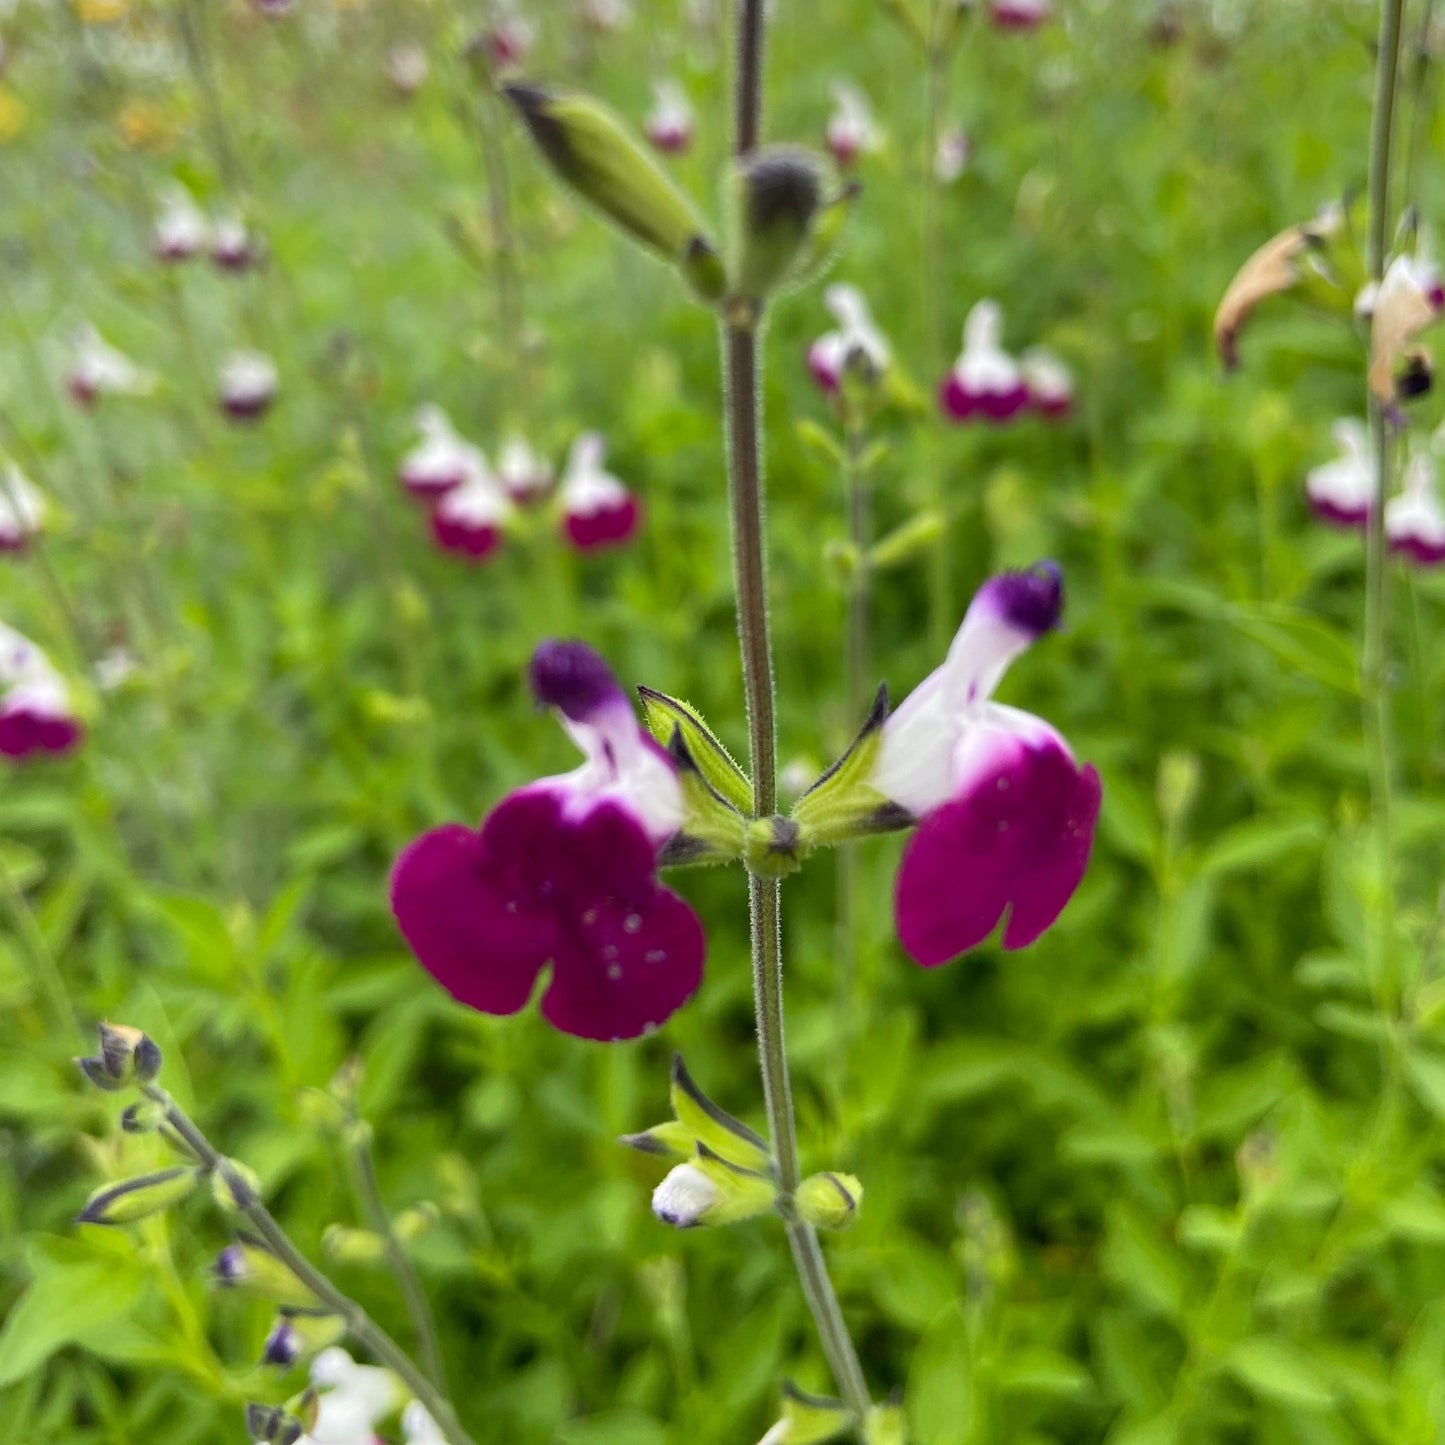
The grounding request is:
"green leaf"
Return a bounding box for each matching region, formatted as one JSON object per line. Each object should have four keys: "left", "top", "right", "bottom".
{"left": 1195, "top": 815, "right": 1324, "bottom": 879}
{"left": 1225, "top": 1335, "right": 1336, "bottom": 1410}
{"left": 908, "top": 1310, "right": 975, "bottom": 1445}
{"left": 1405, "top": 1048, "right": 1445, "bottom": 1120}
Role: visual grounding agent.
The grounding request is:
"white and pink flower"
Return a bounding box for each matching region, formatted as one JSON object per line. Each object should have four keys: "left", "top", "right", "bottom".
{"left": 825, "top": 80, "right": 877, "bottom": 168}
{"left": 211, "top": 215, "right": 260, "bottom": 272}
{"left": 430, "top": 456, "right": 512, "bottom": 563}
{"left": 558, "top": 432, "right": 640, "bottom": 551}
{"left": 990, "top": 0, "right": 1051, "bottom": 29}
{"left": 807, "top": 284, "right": 890, "bottom": 394}
{"left": 1305, "top": 419, "right": 1377, "bottom": 530}
{"left": 934, "top": 126, "right": 972, "bottom": 185}
{"left": 302, "top": 1347, "right": 400, "bottom": 1445}
{"left": 939, "top": 300, "right": 1030, "bottom": 423}
{"left": 0, "top": 624, "right": 83, "bottom": 761}
{"left": 1387, "top": 440, "right": 1445, "bottom": 567}
{"left": 0, "top": 465, "right": 45, "bottom": 553}
{"left": 645, "top": 80, "right": 695, "bottom": 156}
{"left": 496, "top": 434, "right": 554, "bottom": 504}
{"left": 1020, "top": 347, "right": 1074, "bottom": 419}
{"left": 66, "top": 325, "right": 155, "bottom": 408}
{"left": 386, "top": 43, "right": 429, "bottom": 98}
{"left": 218, "top": 349, "right": 278, "bottom": 422}
{"left": 399, "top": 407, "right": 482, "bottom": 500}
{"left": 484, "top": 4, "right": 535, "bottom": 68}
{"left": 154, "top": 184, "right": 210, "bottom": 263}
{"left": 390, "top": 639, "right": 704, "bottom": 1041}
{"left": 869, "top": 564, "right": 1100, "bottom": 965}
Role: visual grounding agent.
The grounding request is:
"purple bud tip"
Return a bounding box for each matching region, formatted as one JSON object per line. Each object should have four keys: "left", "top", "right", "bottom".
{"left": 215, "top": 1245, "right": 246, "bottom": 1283}
{"left": 992, "top": 561, "right": 1064, "bottom": 637}
{"left": 262, "top": 1319, "right": 300, "bottom": 1367}
{"left": 528, "top": 639, "right": 620, "bottom": 721}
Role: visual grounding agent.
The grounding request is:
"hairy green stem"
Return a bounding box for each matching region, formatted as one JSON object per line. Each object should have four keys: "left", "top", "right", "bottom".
{"left": 1363, "top": 0, "right": 1406, "bottom": 1013}
{"left": 143, "top": 1085, "right": 479, "bottom": 1445}
{"left": 725, "top": 0, "right": 872, "bottom": 1420}
{"left": 344, "top": 1113, "right": 449, "bottom": 1393}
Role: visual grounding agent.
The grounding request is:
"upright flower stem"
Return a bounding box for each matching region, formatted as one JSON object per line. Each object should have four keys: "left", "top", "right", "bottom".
{"left": 724, "top": 0, "right": 872, "bottom": 1420}
{"left": 141, "top": 1084, "right": 479, "bottom": 1445}
{"left": 1363, "top": 0, "right": 1406, "bottom": 1011}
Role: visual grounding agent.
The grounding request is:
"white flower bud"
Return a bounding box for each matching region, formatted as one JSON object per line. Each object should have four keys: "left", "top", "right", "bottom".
{"left": 651, "top": 1163, "right": 719, "bottom": 1228}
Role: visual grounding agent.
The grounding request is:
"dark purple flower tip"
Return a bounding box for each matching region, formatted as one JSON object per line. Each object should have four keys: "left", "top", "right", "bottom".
{"left": 895, "top": 734, "right": 1101, "bottom": 966}
{"left": 262, "top": 1318, "right": 301, "bottom": 1367}
{"left": 988, "top": 561, "right": 1064, "bottom": 638}
{"left": 390, "top": 791, "right": 705, "bottom": 1042}
{"left": 220, "top": 394, "right": 274, "bottom": 422}
{"left": 529, "top": 640, "right": 623, "bottom": 721}
{"left": 1390, "top": 534, "right": 1445, "bottom": 566}
{"left": 1309, "top": 496, "right": 1372, "bottom": 530}
{"left": 215, "top": 1244, "right": 247, "bottom": 1283}
{"left": 0, "top": 709, "right": 83, "bottom": 759}
{"left": 431, "top": 513, "right": 502, "bottom": 561}
{"left": 563, "top": 497, "right": 642, "bottom": 551}
{"left": 938, "top": 374, "right": 1031, "bottom": 424}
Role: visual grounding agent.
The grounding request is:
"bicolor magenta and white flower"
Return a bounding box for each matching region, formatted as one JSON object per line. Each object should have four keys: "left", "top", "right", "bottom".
{"left": 1369, "top": 249, "right": 1445, "bottom": 402}
{"left": 934, "top": 126, "right": 972, "bottom": 185}
{"left": 66, "top": 325, "right": 155, "bottom": 408}
{"left": 1305, "top": 419, "right": 1377, "bottom": 529}
{"left": 154, "top": 184, "right": 210, "bottom": 263}
{"left": 645, "top": 79, "right": 695, "bottom": 155}
{"left": 0, "top": 465, "right": 45, "bottom": 553}
{"left": 399, "top": 407, "right": 482, "bottom": 500}
{"left": 991, "top": 0, "right": 1051, "bottom": 29}
{"left": 869, "top": 564, "right": 1100, "bottom": 965}
{"left": 211, "top": 215, "right": 260, "bottom": 272}
{"left": 402, "top": 1402, "right": 447, "bottom": 1445}
{"left": 496, "top": 434, "right": 554, "bottom": 504}
{"left": 0, "top": 624, "right": 83, "bottom": 761}
{"left": 304, "top": 1347, "right": 399, "bottom": 1445}
{"left": 1387, "top": 441, "right": 1445, "bottom": 566}
{"left": 485, "top": 4, "right": 535, "bottom": 67}
{"left": 218, "top": 349, "right": 278, "bottom": 422}
{"left": 558, "top": 432, "right": 640, "bottom": 551}
{"left": 430, "top": 456, "right": 513, "bottom": 563}
{"left": 939, "top": 300, "right": 1030, "bottom": 423}
{"left": 807, "top": 283, "right": 890, "bottom": 394}
{"left": 390, "top": 640, "right": 705, "bottom": 1041}
{"left": 1021, "top": 347, "right": 1074, "bottom": 419}
{"left": 825, "top": 80, "right": 877, "bottom": 168}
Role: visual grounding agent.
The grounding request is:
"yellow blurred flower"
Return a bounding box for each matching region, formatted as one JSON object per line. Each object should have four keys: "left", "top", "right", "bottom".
{"left": 117, "top": 99, "right": 181, "bottom": 152}
{"left": 0, "top": 90, "right": 25, "bottom": 144}
{"left": 75, "top": 0, "right": 129, "bottom": 23}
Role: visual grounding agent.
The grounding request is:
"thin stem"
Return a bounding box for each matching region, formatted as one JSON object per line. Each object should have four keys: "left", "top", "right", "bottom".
{"left": 725, "top": 0, "right": 872, "bottom": 1421}
{"left": 143, "top": 1086, "right": 478, "bottom": 1445}
{"left": 0, "top": 848, "right": 78, "bottom": 1042}
{"left": 923, "top": 2, "right": 952, "bottom": 654}
{"left": 476, "top": 86, "right": 524, "bottom": 367}
{"left": 1363, "top": 0, "right": 1407, "bottom": 1013}
{"left": 344, "top": 1112, "right": 449, "bottom": 1392}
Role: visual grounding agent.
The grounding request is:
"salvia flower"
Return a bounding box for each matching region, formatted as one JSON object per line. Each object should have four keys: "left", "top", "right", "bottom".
{"left": 153, "top": 183, "right": 210, "bottom": 262}
{"left": 645, "top": 79, "right": 695, "bottom": 155}
{"left": 386, "top": 43, "right": 429, "bottom": 98}
{"left": 218, "top": 349, "right": 279, "bottom": 422}
{"left": 0, "top": 624, "right": 83, "bottom": 760}
{"left": 558, "top": 432, "right": 640, "bottom": 551}
{"left": 651, "top": 1162, "right": 719, "bottom": 1227}
{"left": 939, "top": 300, "right": 1030, "bottom": 423}
{"left": 67, "top": 324, "right": 154, "bottom": 407}
{"left": 307, "top": 1348, "right": 400, "bottom": 1444}
{"left": 825, "top": 80, "right": 877, "bottom": 168}
{"left": 484, "top": 4, "right": 535, "bottom": 68}
{"left": 1387, "top": 441, "right": 1445, "bottom": 566}
{"left": 991, "top": 0, "right": 1051, "bottom": 28}
{"left": 934, "top": 126, "right": 972, "bottom": 185}
{"left": 807, "top": 283, "right": 890, "bottom": 395}
{"left": 399, "top": 406, "right": 481, "bottom": 500}
{"left": 390, "top": 640, "right": 705, "bottom": 1041}
{"left": 212, "top": 214, "right": 260, "bottom": 272}
{"left": 1020, "top": 347, "right": 1074, "bottom": 419}
{"left": 1369, "top": 249, "right": 1445, "bottom": 403}
{"left": 0, "top": 464, "right": 46, "bottom": 552}
{"left": 1305, "top": 419, "right": 1377, "bottom": 529}
{"left": 402, "top": 1402, "right": 447, "bottom": 1445}
{"left": 430, "top": 458, "right": 513, "bottom": 563}
{"left": 496, "top": 434, "right": 554, "bottom": 503}
{"left": 869, "top": 564, "right": 1101, "bottom": 965}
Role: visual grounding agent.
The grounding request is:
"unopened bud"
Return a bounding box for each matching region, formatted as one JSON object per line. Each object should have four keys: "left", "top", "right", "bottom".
{"left": 730, "top": 146, "right": 826, "bottom": 311}
{"left": 79, "top": 1022, "right": 163, "bottom": 1090}
{"left": 322, "top": 1224, "right": 386, "bottom": 1266}
{"left": 1156, "top": 750, "right": 1201, "bottom": 833}
{"left": 120, "top": 1100, "right": 164, "bottom": 1134}
{"left": 245, "top": 1402, "right": 304, "bottom": 1445}
{"left": 393, "top": 1202, "right": 440, "bottom": 1242}
{"left": 503, "top": 84, "right": 721, "bottom": 302}
{"left": 794, "top": 1172, "right": 862, "bottom": 1230}
{"left": 652, "top": 1162, "right": 718, "bottom": 1228}
{"left": 211, "top": 1159, "right": 262, "bottom": 1213}
{"left": 651, "top": 1154, "right": 777, "bottom": 1229}
{"left": 216, "top": 1239, "right": 323, "bottom": 1311}
{"left": 262, "top": 1311, "right": 346, "bottom": 1367}
{"left": 77, "top": 1166, "right": 201, "bottom": 1226}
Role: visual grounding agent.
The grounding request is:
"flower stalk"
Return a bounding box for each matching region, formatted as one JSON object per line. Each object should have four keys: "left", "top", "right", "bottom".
{"left": 724, "top": 0, "right": 872, "bottom": 1420}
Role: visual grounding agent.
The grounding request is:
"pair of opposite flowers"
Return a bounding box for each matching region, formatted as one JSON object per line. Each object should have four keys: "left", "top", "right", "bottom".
{"left": 390, "top": 562, "right": 1102, "bottom": 1042}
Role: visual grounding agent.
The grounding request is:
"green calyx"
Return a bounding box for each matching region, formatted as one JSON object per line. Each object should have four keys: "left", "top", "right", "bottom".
{"left": 621, "top": 1053, "right": 773, "bottom": 1174}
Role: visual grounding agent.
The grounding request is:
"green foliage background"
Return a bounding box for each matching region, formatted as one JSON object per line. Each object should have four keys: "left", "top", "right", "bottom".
{"left": 3, "top": 0, "right": 1445, "bottom": 1441}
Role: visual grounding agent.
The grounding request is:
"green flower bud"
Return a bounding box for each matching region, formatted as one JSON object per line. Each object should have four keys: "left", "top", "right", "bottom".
{"left": 246, "top": 1402, "right": 304, "bottom": 1445}
{"left": 120, "top": 1100, "right": 164, "bottom": 1134}
{"left": 76, "top": 1166, "right": 201, "bottom": 1226}
{"left": 322, "top": 1225, "right": 387, "bottom": 1267}
{"left": 211, "top": 1158, "right": 262, "bottom": 1213}
{"left": 78, "top": 1022, "right": 163, "bottom": 1091}
{"left": 652, "top": 1149, "right": 778, "bottom": 1229}
{"left": 217, "top": 1239, "right": 323, "bottom": 1311}
{"left": 794, "top": 1172, "right": 862, "bottom": 1230}
{"left": 758, "top": 1382, "right": 856, "bottom": 1445}
{"left": 667, "top": 1054, "right": 772, "bottom": 1172}
{"left": 729, "top": 146, "right": 827, "bottom": 315}
{"left": 503, "top": 84, "right": 723, "bottom": 303}
{"left": 394, "top": 1202, "right": 439, "bottom": 1242}
{"left": 262, "top": 1310, "right": 347, "bottom": 1368}
{"left": 868, "top": 511, "right": 945, "bottom": 570}
{"left": 862, "top": 1397, "right": 906, "bottom": 1445}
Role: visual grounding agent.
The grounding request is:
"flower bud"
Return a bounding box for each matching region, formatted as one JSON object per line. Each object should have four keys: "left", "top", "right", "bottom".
{"left": 216, "top": 1239, "right": 323, "bottom": 1310}
{"left": 651, "top": 1151, "right": 777, "bottom": 1229}
{"left": 322, "top": 1224, "right": 387, "bottom": 1266}
{"left": 262, "top": 1311, "right": 347, "bottom": 1368}
{"left": 211, "top": 1158, "right": 262, "bottom": 1213}
{"left": 728, "top": 147, "right": 830, "bottom": 313}
{"left": 503, "top": 84, "right": 723, "bottom": 303}
{"left": 743, "top": 814, "right": 805, "bottom": 879}
{"left": 757, "top": 1382, "right": 856, "bottom": 1445}
{"left": 794, "top": 1171, "right": 862, "bottom": 1230}
{"left": 394, "top": 1202, "right": 439, "bottom": 1242}
{"left": 79, "top": 1021, "right": 162, "bottom": 1090}
{"left": 246, "top": 1402, "right": 304, "bottom": 1445}
{"left": 119, "top": 1100, "right": 164, "bottom": 1134}
{"left": 77, "top": 1166, "right": 201, "bottom": 1226}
